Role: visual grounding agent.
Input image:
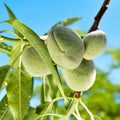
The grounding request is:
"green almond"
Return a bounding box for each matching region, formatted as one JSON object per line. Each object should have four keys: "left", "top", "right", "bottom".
{"left": 62, "top": 59, "right": 96, "bottom": 91}
{"left": 47, "top": 26, "right": 84, "bottom": 69}
{"left": 21, "top": 47, "right": 52, "bottom": 77}
{"left": 83, "top": 30, "right": 107, "bottom": 60}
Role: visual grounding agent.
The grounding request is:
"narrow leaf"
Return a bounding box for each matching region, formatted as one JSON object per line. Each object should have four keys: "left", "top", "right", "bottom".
{"left": 7, "top": 19, "right": 65, "bottom": 98}
{"left": 63, "top": 17, "right": 81, "bottom": 26}
{"left": 47, "top": 75, "right": 59, "bottom": 99}
{"left": 4, "top": 3, "right": 17, "bottom": 20}
{"left": 51, "top": 22, "right": 63, "bottom": 30}
{"left": 50, "top": 17, "right": 81, "bottom": 31}
{"left": 0, "top": 42, "right": 11, "bottom": 55}
{"left": 0, "top": 95, "right": 14, "bottom": 120}
{"left": 9, "top": 41, "right": 23, "bottom": 67}
{"left": 66, "top": 99, "right": 78, "bottom": 118}
{"left": 4, "top": 4, "right": 24, "bottom": 38}
{"left": 7, "top": 42, "right": 33, "bottom": 119}
{"left": 0, "top": 65, "right": 10, "bottom": 89}
{"left": 7, "top": 70, "right": 32, "bottom": 120}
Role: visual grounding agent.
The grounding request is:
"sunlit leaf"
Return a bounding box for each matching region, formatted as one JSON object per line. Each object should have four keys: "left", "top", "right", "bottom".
{"left": 9, "top": 41, "right": 23, "bottom": 67}
{"left": 6, "top": 42, "right": 32, "bottom": 119}
{"left": 40, "top": 83, "right": 51, "bottom": 103}
{"left": 63, "top": 17, "right": 81, "bottom": 26}
{"left": 4, "top": 3, "right": 16, "bottom": 20}
{"left": 50, "top": 17, "right": 81, "bottom": 30}
{"left": 0, "top": 65, "right": 10, "bottom": 89}
{"left": 66, "top": 99, "right": 78, "bottom": 118}
{"left": 47, "top": 74, "right": 59, "bottom": 99}
{"left": 7, "top": 69, "right": 32, "bottom": 119}
{"left": 6, "top": 19, "right": 65, "bottom": 98}
{"left": 0, "top": 43, "right": 11, "bottom": 55}
{"left": 7, "top": 19, "right": 53, "bottom": 67}
{"left": 4, "top": 4, "right": 24, "bottom": 38}
{"left": 0, "top": 95, "right": 13, "bottom": 120}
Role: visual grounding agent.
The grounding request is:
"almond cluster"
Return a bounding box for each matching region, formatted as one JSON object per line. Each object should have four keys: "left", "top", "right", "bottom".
{"left": 22, "top": 26, "right": 107, "bottom": 92}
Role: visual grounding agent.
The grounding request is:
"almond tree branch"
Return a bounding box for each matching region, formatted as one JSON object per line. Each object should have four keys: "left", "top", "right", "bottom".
{"left": 88, "top": 0, "right": 111, "bottom": 33}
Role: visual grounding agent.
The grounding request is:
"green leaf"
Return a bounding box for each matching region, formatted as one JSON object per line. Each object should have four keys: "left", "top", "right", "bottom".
{"left": 7, "top": 70, "right": 32, "bottom": 120}
{"left": 7, "top": 19, "right": 65, "bottom": 98}
{"left": 66, "top": 99, "right": 78, "bottom": 118}
{"left": 7, "top": 42, "right": 33, "bottom": 119}
{"left": 9, "top": 41, "right": 23, "bottom": 67}
{"left": 0, "top": 42, "right": 11, "bottom": 55}
{"left": 0, "top": 35, "right": 20, "bottom": 44}
{"left": 4, "top": 4, "right": 24, "bottom": 38}
{"left": 4, "top": 3, "right": 17, "bottom": 20}
{"left": 0, "top": 65, "right": 10, "bottom": 89}
{"left": 23, "top": 107, "right": 38, "bottom": 120}
{"left": 40, "top": 83, "right": 51, "bottom": 103}
{"left": 63, "top": 17, "right": 81, "bottom": 26}
{"left": 0, "top": 95, "right": 14, "bottom": 120}
{"left": 50, "top": 17, "right": 81, "bottom": 30}
{"left": 47, "top": 74, "right": 59, "bottom": 99}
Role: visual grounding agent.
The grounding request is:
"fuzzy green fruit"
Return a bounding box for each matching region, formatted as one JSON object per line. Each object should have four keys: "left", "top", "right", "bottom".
{"left": 62, "top": 59, "right": 96, "bottom": 91}
{"left": 47, "top": 26, "right": 84, "bottom": 69}
{"left": 21, "top": 47, "right": 52, "bottom": 77}
{"left": 83, "top": 30, "right": 107, "bottom": 60}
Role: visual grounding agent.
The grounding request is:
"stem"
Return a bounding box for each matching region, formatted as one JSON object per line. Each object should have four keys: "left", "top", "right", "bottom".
{"left": 66, "top": 98, "right": 79, "bottom": 118}
{"left": 72, "top": 112, "right": 80, "bottom": 120}
{"left": 79, "top": 100, "right": 94, "bottom": 120}
{"left": 36, "top": 97, "right": 77, "bottom": 120}
{"left": 0, "top": 42, "right": 12, "bottom": 55}
{"left": 0, "top": 35, "right": 19, "bottom": 43}
{"left": 75, "top": 102, "right": 83, "bottom": 120}
{"left": 35, "top": 113, "right": 65, "bottom": 119}
{"left": 36, "top": 97, "right": 64, "bottom": 120}
{"left": 88, "top": 0, "right": 111, "bottom": 33}
{"left": 0, "top": 30, "right": 20, "bottom": 38}
{"left": 53, "top": 65, "right": 66, "bottom": 100}
{"left": 0, "top": 47, "right": 11, "bottom": 55}
{"left": 0, "top": 35, "right": 29, "bottom": 44}
{"left": 47, "top": 74, "right": 58, "bottom": 99}
{"left": 43, "top": 76, "right": 46, "bottom": 102}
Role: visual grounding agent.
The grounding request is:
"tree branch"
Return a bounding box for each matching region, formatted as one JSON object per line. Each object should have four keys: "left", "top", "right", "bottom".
{"left": 88, "top": 0, "right": 111, "bottom": 33}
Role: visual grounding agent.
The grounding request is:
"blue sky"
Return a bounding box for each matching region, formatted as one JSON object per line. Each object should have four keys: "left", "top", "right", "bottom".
{"left": 0, "top": 0, "right": 120, "bottom": 106}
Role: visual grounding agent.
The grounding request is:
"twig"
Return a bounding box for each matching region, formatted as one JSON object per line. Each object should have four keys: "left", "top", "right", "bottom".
{"left": 88, "top": 0, "right": 111, "bottom": 33}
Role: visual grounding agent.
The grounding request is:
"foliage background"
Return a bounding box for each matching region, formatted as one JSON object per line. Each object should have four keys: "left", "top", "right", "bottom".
{"left": 0, "top": 0, "right": 120, "bottom": 119}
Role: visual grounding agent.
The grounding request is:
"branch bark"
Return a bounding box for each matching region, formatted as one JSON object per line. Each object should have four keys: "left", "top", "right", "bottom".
{"left": 88, "top": 0, "right": 111, "bottom": 33}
